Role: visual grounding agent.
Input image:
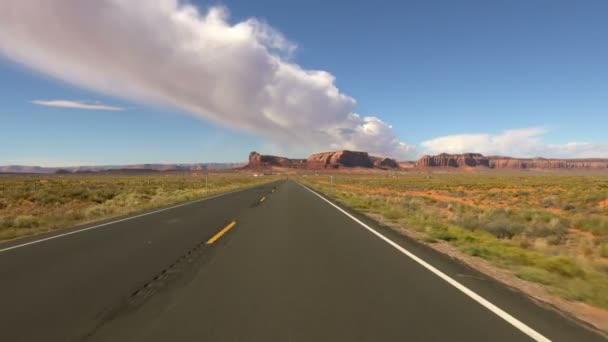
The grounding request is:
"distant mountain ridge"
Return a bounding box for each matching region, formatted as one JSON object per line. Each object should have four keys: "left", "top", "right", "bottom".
{"left": 247, "top": 151, "right": 608, "bottom": 171}
{"left": 3, "top": 151, "right": 607, "bottom": 174}
{"left": 0, "top": 162, "right": 246, "bottom": 174}
{"left": 416, "top": 153, "right": 608, "bottom": 170}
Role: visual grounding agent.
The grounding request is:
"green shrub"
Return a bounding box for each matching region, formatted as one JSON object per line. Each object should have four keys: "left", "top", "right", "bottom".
{"left": 594, "top": 262, "right": 608, "bottom": 276}
{"left": 464, "top": 245, "right": 489, "bottom": 257}
{"left": 539, "top": 257, "right": 586, "bottom": 278}
{"left": 524, "top": 217, "right": 568, "bottom": 239}
{"left": 542, "top": 196, "right": 559, "bottom": 208}
{"left": 13, "top": 215, "right": 39, "bottom": 228}
{"left": 515, "top": 267, "right": 555, "bottom": 285}
{"left": 90, "top": 189, "right": 119, "bottom": 203}
{"left": 485, "top": 218, "right": 524, "bottom": 239}
{"left": 600, "top": 243, "right": 608, "bottom": 258}
{"left": 402, "top": 197, "right": 424, "bottom": 210}
{"left": 383, "top": 209, "right": 404, "bottom": 220}
{"left": 577, "top": 217, "right": 608, "bottom": 236}
{"left": 432, "top": 229, "right": 457, "bottom": 241}
{"left": 563, "top": 204, "right": 576, "bottom": 211}
{"left": 518, "top": 238, "right": 532, "bottom": 249}
{"left": 453, "top": 212, "right": 480, "bottom": 231}
{"left": 0, "top": 217, "right": 12, "bottom": 229}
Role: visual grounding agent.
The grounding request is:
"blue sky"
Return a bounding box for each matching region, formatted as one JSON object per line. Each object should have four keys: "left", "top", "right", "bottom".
{"left": 1, "top": 0, "right": 607, "bottom": 165}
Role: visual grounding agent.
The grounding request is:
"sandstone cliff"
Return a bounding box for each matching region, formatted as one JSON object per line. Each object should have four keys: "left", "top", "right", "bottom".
{"left": 371, "top": 157, "right": 400, "bottom": 169}
{"left": 246, "top": 151, "right": 608, "bottom": 171}
{"left": 307, "top": 151, "right": 374, "bottom": 169}
{"left": 247, "top": 152, "right": 306, "bottom": 169}
{"left": 415, "top": 153, "right": 608, "bottom": 170}
{"left": 416, "top": 153, "right": 490, "bottom": 168}
{"left": 247, "top": 151, "right": 398, "bottom": 170}
{"left": 488, "top": 157, "right": 608, "bottom": 170}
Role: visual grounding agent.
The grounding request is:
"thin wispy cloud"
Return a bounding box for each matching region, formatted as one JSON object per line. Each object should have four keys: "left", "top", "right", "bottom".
{"left": 0, "top": 1, "right": 415, "bottom": 159}
{"left": 31, "top": 100, "right": 124, "bottom": 111}
{"left": 2, "top": 157, "right": 94, "bottom": 167}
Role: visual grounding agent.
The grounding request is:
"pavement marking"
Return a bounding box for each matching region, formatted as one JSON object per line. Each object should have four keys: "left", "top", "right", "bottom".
{"left": 260, "top": 196, "right": 266, "bottom": 203}
{"left": 300, "top": 183, "right": 551, "bottom": 342}
{"left": 0, "top": 185, "right": 262, "bottom": 254}
{"left": 206, "top": 221, "right": 237, "bottom": 245}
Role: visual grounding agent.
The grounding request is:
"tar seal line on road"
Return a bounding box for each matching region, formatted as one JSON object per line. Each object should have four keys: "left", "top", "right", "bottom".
{"left": 206, "top": 221, "right": 237, "bottom": 245}
{"left": 299, "top": 182, "right": 551, "bottom": 342}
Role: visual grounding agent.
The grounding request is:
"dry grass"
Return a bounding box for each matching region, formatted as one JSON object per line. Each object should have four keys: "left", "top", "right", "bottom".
{"left": 299, "top": 171, "right": 608, "bottom": 310}
{"left": 0, "top": 171, "right": 278, "bottom": 241}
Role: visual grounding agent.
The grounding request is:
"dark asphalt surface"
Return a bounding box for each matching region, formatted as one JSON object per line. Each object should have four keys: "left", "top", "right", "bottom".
{"left": 0, "top": 180, "right": 605, "bottom": 341}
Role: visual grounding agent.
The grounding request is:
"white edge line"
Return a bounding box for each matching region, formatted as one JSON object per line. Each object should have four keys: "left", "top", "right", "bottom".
{"left": 0, "top": 184, "right": 263, "bottom": 254}
{"left": 299, "top": 183, "right": 551, "bottom": 342}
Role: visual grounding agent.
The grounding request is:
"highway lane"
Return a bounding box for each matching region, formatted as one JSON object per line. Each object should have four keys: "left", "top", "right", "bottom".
{"left": 0, "top": 181, "right": 282, "bottom": 342}
{"left": 84, "top": 180, "right": 604, "bottom": 342}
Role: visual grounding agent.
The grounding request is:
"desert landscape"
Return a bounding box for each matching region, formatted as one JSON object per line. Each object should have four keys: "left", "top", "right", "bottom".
{"left": 300, "top": 171, "right": 608, "bottom": 327}
{"left": 242, "top": 150, "right": 608, "bottom": 331}
{"left": 3, "top": 2, "right": 607, "bottom": 340}
{"left": 0, "top": 171, "right": 278, "bottom": 241}
{"left": 1, "top": 149, "right": 608, "bottom": 334}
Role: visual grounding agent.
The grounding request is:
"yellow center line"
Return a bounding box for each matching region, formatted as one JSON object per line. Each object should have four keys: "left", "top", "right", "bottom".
{"left": 260, "top": 196, "right": 266, "bottom": 203}
{"left": 206, "top": 220, "right": 237, "bottom": 244}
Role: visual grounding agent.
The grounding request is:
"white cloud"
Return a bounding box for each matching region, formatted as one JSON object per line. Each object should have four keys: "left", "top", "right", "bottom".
{"left": 0, "top": 1, "right": 414, "bottom": 159}
{"left": 31, "top": 100, "right": 124, "bottom": 111}
{"left": 421, "top": 128, "right": 608, "bottom": 158}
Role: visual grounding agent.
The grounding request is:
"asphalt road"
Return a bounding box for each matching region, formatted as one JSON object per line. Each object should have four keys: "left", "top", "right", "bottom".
{"left": 0, "top": 180, "right": 605, "bottom": 341}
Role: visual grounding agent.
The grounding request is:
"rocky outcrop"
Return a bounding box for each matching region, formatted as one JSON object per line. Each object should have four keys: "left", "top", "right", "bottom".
{"left": 307, "top": 151, "right": 374, "bottom": 169}
{"left": 248, "top": 151, "right": 263, "bottom": 166}
{"left": 488, "top": 157, "right": 608, "bottom": 170}
{"left": 247, "top": 151, "right": 306, "bottom": 169}
{"left": 415, "top": 153, "right": 608, "bottom": 170}
{"left": 416, "top": 153, "right": 490, "bottom": 168}
{"left": 247, "top": 150, "right": 399, "bottom": 170}
{"left": 371, "top": 157, "right": 400, "bottom": 169}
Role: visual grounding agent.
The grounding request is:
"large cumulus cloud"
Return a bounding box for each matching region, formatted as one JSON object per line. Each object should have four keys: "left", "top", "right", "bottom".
{"left": 0, "top": 0, "right": 415, "bottom": 159}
